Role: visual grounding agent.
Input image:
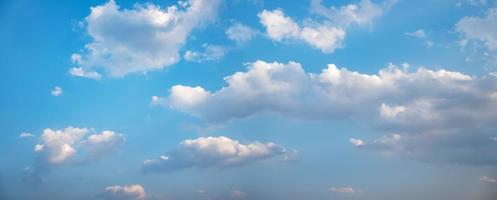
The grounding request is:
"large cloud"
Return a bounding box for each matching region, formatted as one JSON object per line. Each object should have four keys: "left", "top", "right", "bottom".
{"left": 258, "top": 0, "right": 394, "bottom": 53}
{"left": 142, "top": 136, "right": 292, "bottom": 173}
{"left": 71, "top": 0, "right": 222, "bottom": 77}
{"left": 100, "top": 184, "right": 146, "bottom": 200}
{"left": 156, "top": 60, "right": 497, "bottom": 165}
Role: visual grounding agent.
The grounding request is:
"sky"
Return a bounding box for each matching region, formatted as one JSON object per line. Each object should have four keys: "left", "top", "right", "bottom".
{"left": 1, "top": 0, "right": 497, "bottom": 199}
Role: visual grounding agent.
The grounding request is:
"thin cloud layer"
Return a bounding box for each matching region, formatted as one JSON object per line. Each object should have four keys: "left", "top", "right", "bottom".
{"left": 72, "top": 0, "right": 222, "bottom": 77}
{"left": 142, "top": 136, "right": 291, "bottom": 173}
{"left": 310, "top": 0, "right": 389, "bottom": 27}
{"left": 226, "top": 23, "right": 257, "bottom": 43}
{"left": 457, "top": 7, "right": 497, "bottom": 51}
{"left": 184, "top": 44, "right": 226, "bottom": 63}
{"left": 158, "top": 60, "right": 497, "bottom": 165}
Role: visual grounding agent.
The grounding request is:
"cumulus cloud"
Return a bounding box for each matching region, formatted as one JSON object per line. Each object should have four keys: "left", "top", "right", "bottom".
{"left": 34, "top": 127, "right": 125, "bottom": 165}
{"left": 226, "top": 23, "right": 257, "bottom": 43}
{"left": 142, "top": 136, "right": 292, "bottom": 173}
{"left": 257, "top": 0, "right": 394, "bottom": 53}
{"left": 100, "top": 184, "right": 146, "bottom": 200}
{"left": 51, "top": 86, "right": 62, "bottom": 96}
{"left": 456, "top": 7, "right": 497, "bottom": 51}
{"left": 258, "top": 9, "right": 345, "bottom": 53}
{"left": 157, "top": 60, "right": 497, "bottom": 165}
{"left": 184, "top": 44, "right": 226, "bottom": 62}
{"left": 72, "top": 0, "right": 222, "bottom": 77}
{"left": 26, "top": 127, "right": 125, "bottom": 183}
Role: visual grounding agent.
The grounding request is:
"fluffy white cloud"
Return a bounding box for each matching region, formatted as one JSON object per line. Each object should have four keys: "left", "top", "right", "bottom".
{"left": 36, "top": 127, "right": 88, "bottom": 164}
{"left": 350, "top": 138, "right": 365, "bottom": 147}
{"left": 34, "top": 127, "right": 125, "bottom": 165}
{"left": 456, "top": 7, "right": 497, "bottom": 51}
{"left": 259, "top": 0, "right": 394, "bottom": 53}
{"left": 157, "top": 60, "right": 497, "bottom": 165}
{"left": 142, "top": 136, "right": 291, "bottom": 173}
{"left": 258, "top": 9, "right": 345, "bottom": 53}
{"left": 72, "top": 0, "right": 222, "bottom": 77}
{"left": 226, "top": 23, "right": 257, "bottom": 43}
{"left": 184, "top": 44, "right": 226, "bottom": 62}
{"left": 101, "top": 184, "right": 146, "bottom": 200}
{"left": 480, "top": 176, "right": 497, "bottom": 184}
{"left": 51, "top": 86, "right": 62, "bottom": 96}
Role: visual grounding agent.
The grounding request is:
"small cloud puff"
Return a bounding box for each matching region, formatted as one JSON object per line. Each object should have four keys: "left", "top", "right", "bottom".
{"left": 51, "top": 86, "right": 62, "bottom": 96}
{"left": 100, "top": 184, "right": 146, "bottom": 200}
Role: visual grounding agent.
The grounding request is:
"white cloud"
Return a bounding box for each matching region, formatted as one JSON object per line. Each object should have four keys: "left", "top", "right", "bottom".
{"left": 72, "top": 0, "right": 222, "bottom": 77}
{"left": 34, "top": 144, "right": 44, "bottom": 152}
{"left": 258, "top": 9, "right": 345, "bottom": 53}
{"left": 34, "top": 127, "right": 125, "bottom": 165}
{"left": 82, "top": 130, "right": 126, "bottom": 159}
{"left": 19, "top": 132, "right": 34, "bottom": 138}
{"left": 310, "top": 0, "right": 388, "bottom": 27}
{"left": 226, "top": 23, "right": 257, "bottom": 43}
{"left": 69, "top": 67, "right": 102, "bottom": 80}
{"left": 27, "top": 127, "right": 126, "bottom": 183}
{"left": 158, "top": 60, "right": 497, "bottom": 165}
{"left": 456, "top": 7, "right": 497, "bottom": 51}
{"left": 405, "top": 29, "right": 426, "bottom": 39}
{"left": 259, "top": 0, "right": 394, "bottom": 53}
{"left": 480, "top": 176, "right": 497, "bottom": 184}
{"left": 330, "top": 186, "right": 360, "bottom": 194}
{"left": 36, "top": 127, "right": 88, "bottom": 164}
{"left": 350, "top": 138, "right": 365, "bottom": 147}
{"left": 51, "top": 86, "right": 62, "bottom": 96}
{"left": 142, "top": 136, "right": 292, "bottom": 173}
{"left": 184, "top": 44, "right": 226, "bottom": 62}
{"left": 258, "top": 9, "right": 301, "bottom": 41}
{"left": 101, "top": 184, "right": 146, "bottom": 200}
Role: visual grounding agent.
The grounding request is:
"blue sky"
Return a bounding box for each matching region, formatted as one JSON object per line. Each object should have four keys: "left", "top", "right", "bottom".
{"left": 1, "top": 0, "right": 497, "bottom": 199}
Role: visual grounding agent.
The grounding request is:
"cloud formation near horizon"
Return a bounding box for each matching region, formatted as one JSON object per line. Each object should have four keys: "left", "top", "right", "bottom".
{"left": 142, "top": 136, "right": 292, "bottom": 173}
{"left": 156, "top": 60, "right": 497, "bottom": 165}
